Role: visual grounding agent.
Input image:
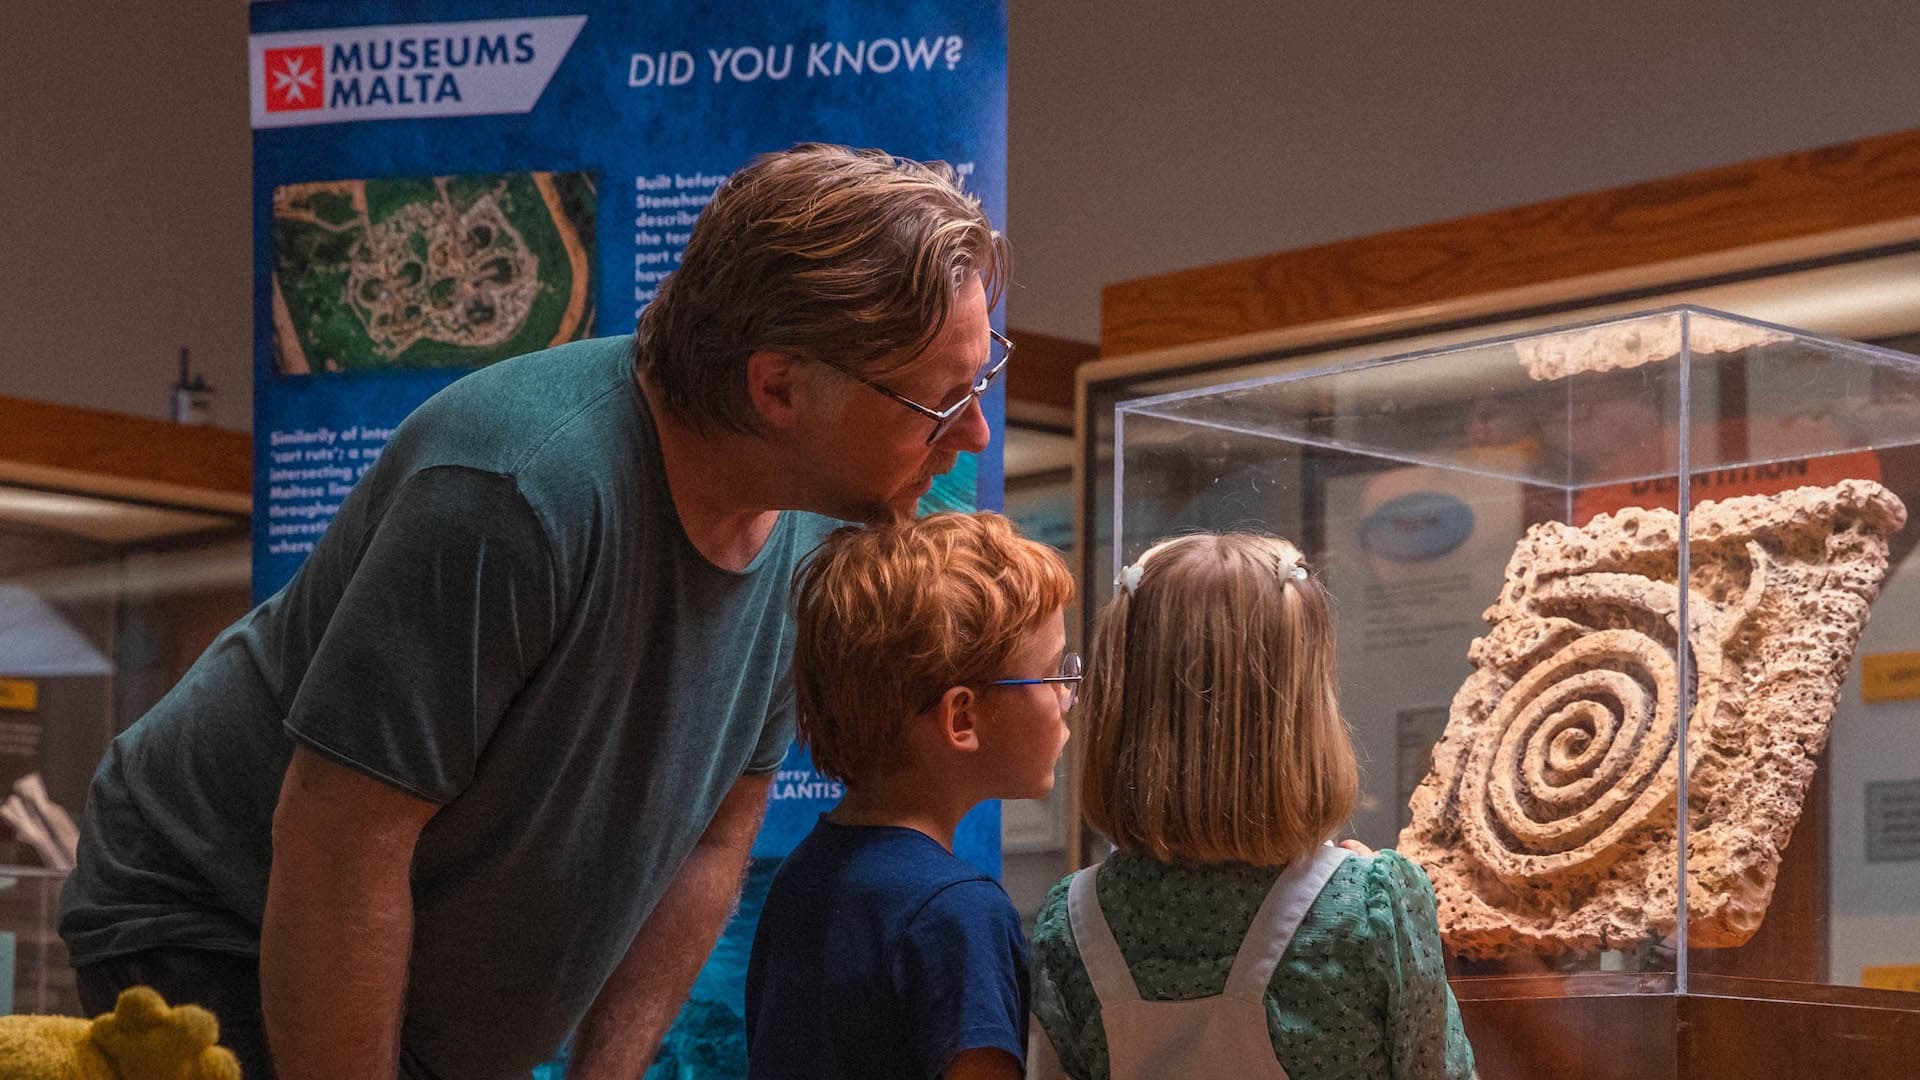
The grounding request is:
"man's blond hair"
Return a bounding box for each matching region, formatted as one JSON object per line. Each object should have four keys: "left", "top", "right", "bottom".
{"left": 793, "top": 512, "right": 1073, "bottom": 788}
{"left": 1080, "top": 533, "right": 1359, "bottom": 865}
{"left": 637, "top": 143, "right": 1008, "bottom": 434}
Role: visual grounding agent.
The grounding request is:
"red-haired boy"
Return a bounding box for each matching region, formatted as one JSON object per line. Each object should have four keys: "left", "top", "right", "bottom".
{"left": 746, "top": 512, "right": 1078, "bottom": 1080}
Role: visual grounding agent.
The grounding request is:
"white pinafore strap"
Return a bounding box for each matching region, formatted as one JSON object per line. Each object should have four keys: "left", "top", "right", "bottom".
{"left": 1067, "top": 843, "right": 1352, "bottom": 1006}
{"left": 1223, "top": 843, "right": 1351, "bottom": 1002}
{"left": 1066, "top": 861, "right": 1140, "bottom": 1004}
{"left": 1065, "top": 845, "right": 1355, "bottom": 1080}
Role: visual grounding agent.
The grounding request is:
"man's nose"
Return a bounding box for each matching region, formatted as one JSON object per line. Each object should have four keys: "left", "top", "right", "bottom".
{"left": 937, "top": 395, "right": 992, "bottom": 454}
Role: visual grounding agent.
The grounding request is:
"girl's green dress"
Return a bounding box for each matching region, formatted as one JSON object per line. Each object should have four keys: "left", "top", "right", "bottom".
{"left": 1030, "top": 849, "right": 1476, "bottom": 1080}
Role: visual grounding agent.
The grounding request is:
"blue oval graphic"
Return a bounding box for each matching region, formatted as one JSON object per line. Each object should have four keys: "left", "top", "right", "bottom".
{"left": 1360, "top": 491, "right": 1476, "bottom": 563}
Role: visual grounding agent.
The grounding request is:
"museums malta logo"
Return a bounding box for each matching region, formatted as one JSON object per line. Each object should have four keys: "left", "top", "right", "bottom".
{"left": 250, "top": 16, "right": 586, "bottom": 129}
{"left": 263, "top": 46, "right": 324, "bottom": 112}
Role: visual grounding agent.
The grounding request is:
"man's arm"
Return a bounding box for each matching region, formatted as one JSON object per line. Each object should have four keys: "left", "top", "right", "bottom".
{"left": 261, "top": 745, "right": 440, "bottom": 1079}
{"left": 946, "top": 1048, "right": 1022, "bottom": 1080}
{"left": 566, "top": 771, "right": 772, "bottom": 1079}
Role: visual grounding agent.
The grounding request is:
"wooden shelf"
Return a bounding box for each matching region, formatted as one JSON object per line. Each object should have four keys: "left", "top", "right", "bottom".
{"left": 0, "top": 396, "right": 250, "bottom": 513}
{"left": 1101, "top": 126, "right": 1920, "bottom": 358}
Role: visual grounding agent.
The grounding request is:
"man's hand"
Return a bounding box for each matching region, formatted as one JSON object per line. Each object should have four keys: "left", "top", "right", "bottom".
{"left": 261, "top": 746, "right": 439, "bottom": 1079}
{"left": 566, "top": 771, "right": 772, "bottom": 1079}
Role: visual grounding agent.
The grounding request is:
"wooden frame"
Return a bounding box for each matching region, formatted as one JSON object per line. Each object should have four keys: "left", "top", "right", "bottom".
{"left": 1006, "top": 329, "right": 1098, "bottom": 412}
{"left": 1099, "top": 126, "right": 1920, "bottom": 358}
{"left": 0, "top": 395, "right": 250, "bottom": 513}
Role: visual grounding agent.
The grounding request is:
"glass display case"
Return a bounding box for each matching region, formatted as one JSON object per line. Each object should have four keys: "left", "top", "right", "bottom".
{"left": 0, "top": 413, "right": 251, "bottom": 1014}
{"left": 1107, "top": 307, "right": 1920, "bottom": 1013}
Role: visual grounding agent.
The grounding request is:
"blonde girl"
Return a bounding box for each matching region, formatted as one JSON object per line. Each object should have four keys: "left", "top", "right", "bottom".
{"left": 1028, "top": 533, "right": 1474, "bottom": 1080}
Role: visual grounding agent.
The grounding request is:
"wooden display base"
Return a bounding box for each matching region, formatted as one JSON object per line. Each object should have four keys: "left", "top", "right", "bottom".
{"left": 1456, "top": 974, "right": 1920, "bottom": 1079}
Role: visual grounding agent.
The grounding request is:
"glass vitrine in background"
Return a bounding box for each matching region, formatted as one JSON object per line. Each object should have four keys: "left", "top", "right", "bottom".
{"left": 1108, "top": 308, "right": 1920, "bottom": 1006}
{"left": 0, "top": 476, "right": 249, "bottom": 1013}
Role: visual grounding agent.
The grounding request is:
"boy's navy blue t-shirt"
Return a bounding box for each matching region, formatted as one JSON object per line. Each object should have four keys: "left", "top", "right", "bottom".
{"left": 745, "top": 818, "right": 1028, "bottom": 1079}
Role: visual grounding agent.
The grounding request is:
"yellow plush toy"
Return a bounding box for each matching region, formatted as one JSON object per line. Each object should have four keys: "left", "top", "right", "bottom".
{"left": 0, "top": 986, "right": 241, "bottom": 1079}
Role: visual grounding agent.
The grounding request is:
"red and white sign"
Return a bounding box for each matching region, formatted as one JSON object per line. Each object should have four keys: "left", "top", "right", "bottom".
{"left": 249, "top": 17, "right": 585, "bottom": 129}
{"left": 264, "top": 46, "right": 325, "bottom": 112}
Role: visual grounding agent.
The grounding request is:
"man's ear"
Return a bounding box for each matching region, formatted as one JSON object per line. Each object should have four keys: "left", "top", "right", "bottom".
{"left": 926, "top": 685, "right": 983, "bottom": 754}
{"left": 745, "top": 349, "right": 807, "bottom": 432}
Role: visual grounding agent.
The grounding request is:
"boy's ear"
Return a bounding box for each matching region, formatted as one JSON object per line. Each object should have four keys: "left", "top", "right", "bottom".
{"left": 927, "top": 685, "right": 983, "bottom": 754}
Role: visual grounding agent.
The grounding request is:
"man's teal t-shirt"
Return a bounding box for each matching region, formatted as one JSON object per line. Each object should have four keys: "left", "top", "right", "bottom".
{"left": 60, "top": 336, "right": 834, "bottom": 1079}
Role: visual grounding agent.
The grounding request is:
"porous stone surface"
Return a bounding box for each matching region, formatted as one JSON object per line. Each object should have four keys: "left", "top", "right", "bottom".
{"left": 1397, "top": 480, "right": 1905, "bottom": 958}
{"left": 1514, "top": 313, "right": 1790, "bottom": 381}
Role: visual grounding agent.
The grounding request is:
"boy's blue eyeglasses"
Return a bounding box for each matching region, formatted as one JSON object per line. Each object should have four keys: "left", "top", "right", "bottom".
{"left": 986, "top": 651, "right": 1083, "bottom": 712}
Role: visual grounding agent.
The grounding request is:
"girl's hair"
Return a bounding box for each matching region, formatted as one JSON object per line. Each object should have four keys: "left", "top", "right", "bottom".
{"left": 1079, "top": 532, "right": 1359, "bottom": 866}
{"left": 792, "top": 512, "right": 1074, "bottom": 788}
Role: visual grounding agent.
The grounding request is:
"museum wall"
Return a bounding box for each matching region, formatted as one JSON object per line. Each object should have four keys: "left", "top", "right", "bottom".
{"left": 0, "top": 3, "right": 252, "bottom": 429}
{"left": 1007, "top": 0, "right": 1920, "bottom": 342}
{"left": 8, "top": 4, "right": 1920, "bottom": 429}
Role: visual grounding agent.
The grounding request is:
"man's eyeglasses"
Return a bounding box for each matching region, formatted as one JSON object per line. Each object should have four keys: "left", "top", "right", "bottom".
{"left": 987, "top": 651, "right": 1083, "bottom": 713}
{"left": 816, "top": 329, "right": 1014, "bottom": 445}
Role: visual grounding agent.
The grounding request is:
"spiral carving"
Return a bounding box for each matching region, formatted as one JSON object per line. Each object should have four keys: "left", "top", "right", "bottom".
{"left": 1399, "top": 482, "right": 1905, "bottom": 958}
{"left": 1460, "top": 628, "right": 1680, "bottom": 884}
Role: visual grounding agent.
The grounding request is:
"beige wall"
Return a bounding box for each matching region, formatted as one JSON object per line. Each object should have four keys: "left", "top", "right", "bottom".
{"left": 6, "top": 3, "right": 1920, "bottom": 430}
{"left": 2, "top": 4, "right": 253, "bottom": 428}
{"left": 1007, "top": 1, "right": 1920, "bottom": 341}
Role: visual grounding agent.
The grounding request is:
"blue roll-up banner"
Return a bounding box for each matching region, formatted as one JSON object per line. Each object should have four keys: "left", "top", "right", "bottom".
{"left": 248, "top": 4, "right": 1006, "bottom": 1074}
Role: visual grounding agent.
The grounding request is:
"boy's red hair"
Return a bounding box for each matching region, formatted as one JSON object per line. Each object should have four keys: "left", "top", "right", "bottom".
{"left": 793, "top": 511, "right": 1074, "bottom": 787}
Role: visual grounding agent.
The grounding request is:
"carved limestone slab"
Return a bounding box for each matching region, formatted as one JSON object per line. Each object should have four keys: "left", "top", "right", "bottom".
{"left": 1512, "top": 312, "right": 1790, "bottom": 381}
{"left": 1398, "top": 480, "right": 1905, "bottom": 958}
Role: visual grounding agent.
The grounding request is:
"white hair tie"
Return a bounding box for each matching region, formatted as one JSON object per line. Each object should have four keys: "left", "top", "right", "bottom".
{"left": 1278, "top": 556, "right": 1309, "bottom": 583}
{"left": 1116, "top": 563, "right": 1144, "bottom": 595}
